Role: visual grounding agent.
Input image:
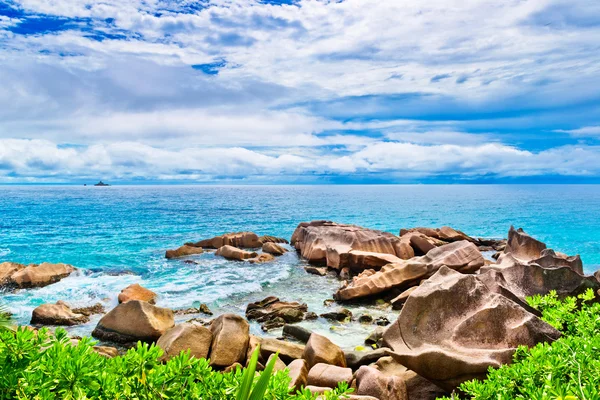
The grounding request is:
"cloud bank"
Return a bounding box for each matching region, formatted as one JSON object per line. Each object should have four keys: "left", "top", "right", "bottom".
{"left": 1, "top": 0, "right": 599, "bottom": 183}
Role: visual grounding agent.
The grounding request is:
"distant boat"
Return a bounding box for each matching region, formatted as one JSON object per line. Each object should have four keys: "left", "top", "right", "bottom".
{"left": 94, "top": 181, "right": 110, "bottom": 187}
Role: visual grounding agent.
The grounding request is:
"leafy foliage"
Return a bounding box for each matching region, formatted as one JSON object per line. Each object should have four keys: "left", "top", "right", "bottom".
{"left": 0, "top": 303, "right": 12, "bottom": 332}
{"left": 0, "top": 327, "right": 353, "bottom": 399}
{"left": 440, "top": 289, "right": 600, "bottom": 400}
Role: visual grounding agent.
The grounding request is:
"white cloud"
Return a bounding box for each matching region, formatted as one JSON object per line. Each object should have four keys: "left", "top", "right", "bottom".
{"left": 556, "top": 126, "right": 600, "bottom": 137}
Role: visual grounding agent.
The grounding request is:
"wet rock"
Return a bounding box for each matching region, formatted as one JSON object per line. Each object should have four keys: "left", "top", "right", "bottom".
{"left": 305, "top": 266, "right": 328, "bottom": 276}
{"left": 335, "top": 241, "right": 484, "bottom": 301}
{"left": 303, "top": 333, "right": 346, "bottom": 368}
{"left": 262, "top": 242, "right": 288, "bottom": 256}
{"left": 375, "top": 317, "right": 391, "bottom": 326}
{"left": 246, "top": 296, "right": 308, "bottom": 330}
{"left": 157, "top": 322, "right": 212, "bottom": 361}
{"left": 199, "top": 303, "right": 213, "bottom": 315}
{"left": 92, "top": 300, "right": 175, "bottom": 343}
{"left": 260, "top": 337, "right": 305, "bottom": 364}
{"left": 0, "top": 262, "right": 24, "bottom": 286}
{"left": 374, "top": 357, "right": 448, "bottom": 400}
{"left": 209, "top": 313, "right": 250, "bottom": 368}
{"left": 249, "top": 253, "right": 276, "bottom": 263}
{"left": 307, "top": 363, "right": 353, "bottom": 388}
{"left": 320, "top": 308, "right": 352, "bottom": 322}
{"left": 365, "top": 327, "right": 385, "bottom": 347}
{"left": 383, "top": 267, "right": 561, "bottom": 391}
{"left": 118, "top": 283, "right": 157, "bottom": 304}
{"left": 259, "top": 235, "right": 289, "bottom": 245}
{"left": 165, "top": 245, "right": 204, "bottom": 259}
{"left": 196, "top": 232, "right": 261, "bottom": 249}
{"left": 304, "top": 312, "right": 318, "bottom": 320}
{"left": 288, "top": 359, "right": 309, "bottom": 391}
{"left": 31, "top": 302, "right": 89, "bottom": 326}
{"left": 216, "top": 245, "right": 258, "bottom": 261}
{"left": 391, "top": 287, "right": 418, "bottom": 310}
{"left": 183, "top": 260, "right": 199, "bottom": 265}
{"left": 291, "top": 221, "right": 410, "bottom": 270}
{"left": 283, "top": 324, "right": 312, "bottom": 343}
{"left": 358, "top": 314, "right": 374, "bottom": 324}
{"left": 345, "top": 347, "right": 389, "bottom": 369}
{"left": 174, "top": 303, "right": 213, "bottom": 316}
{"left": 355, "top": 365, "right": 408, "bottom": 400}
{"left": 72, "top": 303, "right": 105, "bottom": 316}
{"left": 262, "top": 317, "right": 286, "bottom": 331}
{"left": 10, "top": 262, "right": 75, "bottom": 289}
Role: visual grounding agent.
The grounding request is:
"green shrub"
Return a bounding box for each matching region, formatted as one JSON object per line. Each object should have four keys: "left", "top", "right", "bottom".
{"left": 0, "top": 327, "right": 353, "bottom": 399}
{"left": 440, "top": 289, "right": 600, "bottom": 400}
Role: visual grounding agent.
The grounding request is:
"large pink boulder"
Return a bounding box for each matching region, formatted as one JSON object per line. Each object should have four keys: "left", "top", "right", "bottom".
{"left": 383, "top": 267, "right": 560, "bottom": 391}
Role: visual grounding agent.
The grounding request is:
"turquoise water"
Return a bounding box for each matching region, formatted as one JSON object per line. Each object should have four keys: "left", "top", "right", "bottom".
{"left": 1, "top": 185, "right": 600, "bottom": 347}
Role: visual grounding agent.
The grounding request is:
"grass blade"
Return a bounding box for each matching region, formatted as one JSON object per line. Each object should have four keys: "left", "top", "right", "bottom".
{"left": 248, "top": 352, "right": 279, "bottom": 400}
{"left": 236, "top": 344, "right": 260, "bottom": 400}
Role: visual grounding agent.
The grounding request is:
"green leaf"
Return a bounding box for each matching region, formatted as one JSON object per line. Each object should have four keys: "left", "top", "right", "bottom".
{"left": 249, "top": 352, "right": 279, "bottom": 400}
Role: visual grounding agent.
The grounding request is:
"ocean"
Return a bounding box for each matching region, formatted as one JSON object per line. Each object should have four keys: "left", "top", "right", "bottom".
{"left": 1, "top": 185, "right": 599, "bottom": 348}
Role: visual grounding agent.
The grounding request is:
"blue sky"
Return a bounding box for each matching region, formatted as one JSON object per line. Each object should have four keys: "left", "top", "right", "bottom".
{"left": 0, "top": 0, "right": 600, "bottom": 183}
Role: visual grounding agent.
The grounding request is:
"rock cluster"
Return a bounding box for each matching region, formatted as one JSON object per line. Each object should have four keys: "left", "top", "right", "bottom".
{"left": 246, "top": 296, "right": 309, "bottom": 331}
{"left": 0, "top": 262, "right": 75, "bottom": 289}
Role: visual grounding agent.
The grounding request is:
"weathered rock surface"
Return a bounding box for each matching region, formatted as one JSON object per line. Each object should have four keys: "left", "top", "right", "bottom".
{"left": 345, "top": 347, "right": 389, "bottom": 369}
{"left": 92, "top": 300, "right": 174, "bottom": 343}
{"left": 71, "top": 303, "right": 105, "bottom": 316}
{"left": 305, "top": 266, "right": 328, "bottom": 276}
{"left": 391, "top": 287, "right": 418, "bottom": 310}
{"left": 246, "top": 296, "right": 308, "bottom": 330}
{"left": 209, "top": 313, "right": 249, "bottom": 368}
{"left": 215, "top": 245, "right": 258, "bottom": 261}
{"left": 335, "top": 241, "right": 484, "bottom": 301}
{"left": 31, "top": 302, "right": 89, "bottom": 326}
{"left": 307, "top": 363, "right": 353, "bottom": 388}
{"left": 287, "top": 359, "right": 309, "bottom": 391}
{"left": 0, "top": 262, "right": 24, "bottom": 286}
{"left": 355, "top": 365, "right": 408, "bottom": 400}
{"left": 320, "top": 308, "right": 352, "bottom": 322}
{"left": 383, "top": 267, "right": 561, "bottom": 390}
{"left": 504, "top": 226, "right": 547, "bottom": 262}
{"left": 283, "top": 324, "right": 312, "bottom": 343}
{"left": 165, "top": 245, "right": 204, "bottom": 259}
{"left": 346, "top": 251, "right": 404, "bottom": 272}
{"left": 303, "top": 333, "right": 346, "bottom": 368}
{"left": 259, "top": 235, "right": 289, "bottom": 245}
{"left": 156, "top": 322, "right": 212, "bottom": 361}
{"left": 118, "top": 283, "right": 157, "bottom": 304}
{"left": 196, "top": 232, "right": 261, "bottom": 249}
{"left": 10, "top": 262, "right": 75, "bottom": 288}
{"left": 259, "top": 337, "right": 305, "bottom": 364}
{"left": 374, "top": 357, "right": 448, "bottom": 400}
{"left": 291, "top": 221, "right": 409, "bottom": 270}
{"left": 248, "top": 253, "right": 276, "bottom": 264}
{"left": 262, "top": 242, "right": 288, "bottom": 256}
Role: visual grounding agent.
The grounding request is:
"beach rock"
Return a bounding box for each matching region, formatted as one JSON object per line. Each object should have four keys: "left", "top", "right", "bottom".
{"left": 283, "top": 324, "right": 312, "bottom": 343}
{"left": 224, "top": 363, "right": 243, "bottom": 373}
{"left": 335, "top": 241, "right": 484, "bottom": 301}
{"left": 246, "top": 297, "right": 308, "bottom": 330}
{"left": 383, "top": 267, "right": 561, "bottom": 390}
{"left": 246, "top": 335, "right": 262, "bottom": 363}
{"left": 288, "top": 359, "right": 309, "bottom": 391}
{"left": 209, "top": 313, "right": 249, "bottom": 368}
{"left": 72, "top": 303, "right": 105, "bottom": 316}
{"left": 262, "top": 242, "right": 288, "bottom": 256}
{"left": 391, "top": 287, "right": 418, "bottom": 310}
{"left": 291, "top": 221, "right": 409, "bottom": 270}
{"left": 305, "top": 266, "right": 328, "bottom": 276}
{"left": 365, "top": 327, "right": 385, "bottom": 347}
{"left": 156, "top": 322, "right": 212, "bottom": 361}
{"left": 31, "top": 302, "right": 89, "bottom": 326}
{"left": 374, "top": 357, "right": 448, "bottom": 400}
{"left": 260, "top": 337, "right": 305, "bottom": 364}
{"left": 93, "top": 346, "right": 119, "bottom": 358}
{"left": 320, "top": 308, "right": 352, "bottom": 322}
{"left": 504, "top": 226, "right": 547, "bottom": 262}
{"left": 307, "top": 363, "right": 353, "bottom": 388}
{"left": 215, "top": 245, "right": 258, "bottom": 261}
{"left": 406, "top": 233, "right": 436, "bottom": 255}
{"left": 531, "top": 249, "right": 584, "bottom": 275}
{"left": 345, "top": 251, "right": 404, "bottom": 272}
{"left": 267, "top": 353, "right": 287, "bottom": 371}
{"left": 259, "top": 235, "right": 289, "bottom": 244}
{"left": 358, "top": 314, "right": 374, "bottom": 324}
{"left": 249, "top": 253, "right": 276, "bottom": 264}
{"left": 303, "top": 333, "right": 346, "bottom": 368}
{"left": 10, "top": 262, "right": 75, "bottom": 288}
{"left": 118, "top": 283, "right": 157, "bottom": 304}
{"left": 165, "top": 245, "right": 204, "bottom": 259}
{"left": 0, "top": 262, "right": 24, "bottom": 286}
{"left": 355, "top": 366, "right": 408, "bottom": 400}
{"left": 92, "top": 300, "right": 174, "bottom": 343}
{"left": 345, "top": 348, "right": 390, "bottom": 369}
{"left": 340, "top": 267, "right": 352, "bottom": 280}
{"left": 196, "top": 232, "right": 261, "bottom": 249}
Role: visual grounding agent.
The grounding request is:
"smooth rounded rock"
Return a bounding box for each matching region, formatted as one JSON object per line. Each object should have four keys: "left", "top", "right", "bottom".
{"left": 303, "top": 333, "right": 346, "bottom": 368}
{"left": 157, "top": 322, "right": 212, "bottom": 361}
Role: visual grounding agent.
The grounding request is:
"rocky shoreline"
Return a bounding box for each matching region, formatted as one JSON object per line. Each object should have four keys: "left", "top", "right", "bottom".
{"left": 2, "top": 221, "right": 599, "bottom": 399}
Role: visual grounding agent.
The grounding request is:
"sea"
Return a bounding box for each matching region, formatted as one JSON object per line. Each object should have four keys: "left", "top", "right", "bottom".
{"left": 1, "top": 185, "right": 599, "bottom": 348}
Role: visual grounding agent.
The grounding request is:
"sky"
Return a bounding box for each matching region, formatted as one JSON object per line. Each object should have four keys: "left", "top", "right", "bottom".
{"left": 0, "top": 0, "right": 600, "bottom": 184}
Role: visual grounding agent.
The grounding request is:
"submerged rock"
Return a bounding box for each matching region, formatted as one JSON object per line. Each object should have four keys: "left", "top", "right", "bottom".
{"left": 92, "top": 300, "right": 174, "bottom": 344}
{"left": 118, "top": 283, "right": 157, "bottom": 304}
{"left": 262, "top": 242, "right": 288, "bottom": 256}
{"left": 335, "top": 241, "right": 484, "bottom": 301}
{"left": 165, "top": 245, "right": 204, "bottom": 259}
{"left": 246, "top": 296, "right": 308, "bottom": 330}
{"left": 72, "top": 303, "right": 106, "bottom": 317}
{"left": 305, "top": 266, "right": 328, "bottom": 276}
{"left": 31, "top": 302, "right": 89, "bottom": 326}
{"left": 196, "top": 232, "right": 261, "bottom": 249}
{"left": 215, "top": 245, "right": 258, "bottom": 261}
{"left": 248, "top": 253, "right": 276, "bottom": 263}
{"left": 291, "top": 221, "right": 409, "bottom": 270}
{"left": 10, "top": 262, "right": 75, "bottom": 289}
{"left": 320, "top": 308, "right": 352, "bottom": 322}
{"left": 383, "top": 267, "right": 560, "bottom": 391}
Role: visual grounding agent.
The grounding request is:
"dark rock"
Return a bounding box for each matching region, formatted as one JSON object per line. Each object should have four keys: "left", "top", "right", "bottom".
{"left": 345, "top": 347, "right": 389, "bottom": 369}
{"left": 365, "top": 327, "right": 385, "bottom": 347}
{"left": 246, "top": 296, "right": 308, "bottom": 330}
{"left": 305, "top": 266, "right": 328, "bottom": 276}
{"left": 358, "top": 314, "right": 374, "bottom": 324}
{"left": 320, "top": 308, "right": 352, "bottom": 322}
{"left": 283, "top": 324, "right": 312, "bottom": 343}
{"left": 374, "top": 317, "right": 391, "bottom": 326}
